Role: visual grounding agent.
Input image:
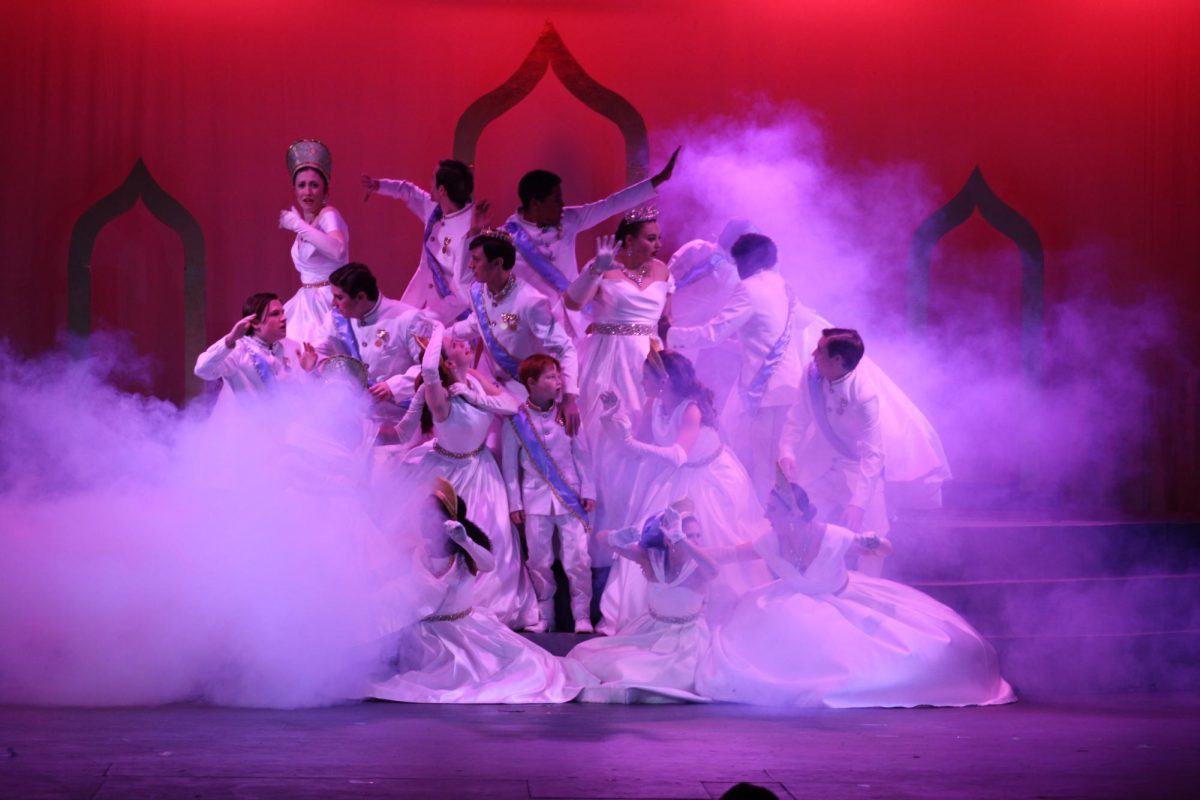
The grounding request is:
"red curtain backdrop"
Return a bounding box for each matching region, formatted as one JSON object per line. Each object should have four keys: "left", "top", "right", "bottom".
{"left": 1, "top": 0, "right": 1196, "bottom": 509}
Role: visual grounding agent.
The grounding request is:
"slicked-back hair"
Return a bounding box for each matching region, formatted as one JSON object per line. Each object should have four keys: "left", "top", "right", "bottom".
{"left": 435, "top": 159, "right": 474, "bottom": 207}
{"left": 469, "top": 234, "right": 516, "bottom": 270}
{"left": 330, "top": 262, "right": 380, "bottom": 301}
{"left": 821, "top": 327, "right": 865, "bottom": 370}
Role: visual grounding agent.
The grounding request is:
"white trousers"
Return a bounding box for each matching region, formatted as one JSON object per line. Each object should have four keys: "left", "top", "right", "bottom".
{"left": 524, "top": 511, "right": 593, "bottom": 618}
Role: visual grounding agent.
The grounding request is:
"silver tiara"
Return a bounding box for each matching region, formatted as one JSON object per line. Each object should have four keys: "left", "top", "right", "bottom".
{"left": 622, "top": 204, "right": 658, "bottom": 224}
{"left": 476, "top": 227, "right": 514, "bottom": 245}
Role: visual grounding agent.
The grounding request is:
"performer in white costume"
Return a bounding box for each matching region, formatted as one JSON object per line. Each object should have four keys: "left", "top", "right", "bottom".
{"left": 565, "top": 216, "right": 673, "bottom": 533}
{"left": 596, "top": 350, "right": 768, "bottom": 634}
{"left": 569, "top": 505, "right": 716, "bottom": 704}
{"left": 194, "top": 293, "right": 317, "bottom": 413}
{"left": 502, "top": 147, "right": 680, "bottom": 335}
{"left": 361, "top": 159, "right": 476, "bottom": 323}
{"left": 780, "top": 328, "right": 890, "bottom": 575}
{"left": 449, "top": 226, "right": 581, "bottom": 433}
{"left": 312, "top": 263, "right": 435, "bottom": 420}
{"left": 371, "top": 479, "right": 587, "bottom": 704}
{"left": 390, "top": 324, "right": 537, "bottom": 629}
{"left": 663, "top": 220, "right": 755, "bottom": 414}
{"left": 501, "top": 354, "right": 596, "bottom": 634}
{"left": 696, "top": 475, "right": 1015, "bottom": 709}
{"left": 666, "top": 233, "right": 805, "bottom": 501}
{"left": 279, "top": 139, "right": 349, "bottom": 344}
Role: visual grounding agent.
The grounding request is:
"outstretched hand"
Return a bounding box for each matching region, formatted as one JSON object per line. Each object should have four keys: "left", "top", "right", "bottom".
{"left": 361, "top": 174, "right": 380, "bottom": 202}
{"left": 651, "top": 146, "right": 682, "bottom": 188}
{"left": 470, "top": 199, "right": 492, "bottom": 235}
{"left": 299, "top": 342, "right": 318, "bottom": 372}
{"left": 593, "top": 234, "right": 617, "bottom": 274}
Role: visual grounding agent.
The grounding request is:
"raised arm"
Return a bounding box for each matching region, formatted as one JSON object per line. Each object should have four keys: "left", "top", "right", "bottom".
{"left": 279, "top": 207, "right": 348, "bottom": 263}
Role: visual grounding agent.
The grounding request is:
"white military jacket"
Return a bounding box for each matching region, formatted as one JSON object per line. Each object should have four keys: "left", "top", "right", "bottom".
{"left": 501, "top": 400, "right": 595, "bottom": 516}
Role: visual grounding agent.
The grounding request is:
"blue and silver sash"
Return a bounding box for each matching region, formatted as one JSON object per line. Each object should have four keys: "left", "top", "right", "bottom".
{"left": 509, "top": 407, "right": 590, "bottom": 529}
{"left": 741, "top": 295, "right": 795, "bottom": 412}
{"left": 331, "top": 309, "right": 363, "bottom": 361}
{"left": 676, "top": 252, "right": 727, "bottom": 290}
{"left": 806, "top": 363, "right": 858, "bottom": 460}
{"left": 503, "top": 221, "right": 570, "bottom": 294}
{"left": 247, "top": 345, "right": 275, "bottom": 388}
{"left": 422, "top": 206, "right": 453, "bottom": 299}
{"left": 469, "top": 282, "right": 522, "bottom": 378}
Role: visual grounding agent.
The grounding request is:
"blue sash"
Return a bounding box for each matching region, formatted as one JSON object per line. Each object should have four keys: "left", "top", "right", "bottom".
{"left": 503, "top": 221, "right": 570, "bottom": 293}
{"left": 741, "top": 296, "right": 795, "bottom": 412}
{"left": 331, "top": 310, "right": 376, "bottom": 387}
{"left": 806, "top": 363, "right": 858, "bottom": 460}
{"left": 469, "top": 282, "right": 522, "bottom": 378}
{"left": 509, "top": 407, "right": 590, "bottom": 529}
{"left": 422, "top": 207, "right": 453, "bottom": 299}
{"left": 676, "top": 252, "right": 727, "bottom": 290}
{"left": 247, "top": 345, "right": 275, "bottom": 388}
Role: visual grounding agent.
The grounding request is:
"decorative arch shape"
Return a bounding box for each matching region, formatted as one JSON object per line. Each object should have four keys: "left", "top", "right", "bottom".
{"left": 67, "top": 159, "right": 207, "bottom": 400}
{"left": 453, "top": 22, "right": 650, "bottom": 182}
{"left": 908, "top": 166, "right": 1045, "bottom": 382}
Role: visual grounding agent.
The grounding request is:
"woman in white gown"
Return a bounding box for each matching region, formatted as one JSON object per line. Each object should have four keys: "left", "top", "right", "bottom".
{"left": 564, "top": 213, "right": 672, "bottom": 534}
{"left": 372, "top": 480, "right": 588, "bottom": 704}
{"left": 278, "top": 139, "right": 350, "bottom": 345}
{"left": 695, "top": 475, "right": 1016, "bottom": 708}
{"left": 597, "top": 350, "right": 769, "bottom": 633}
{"left": 569, "top": 505, "right": 717, "bottom": 704}
{"left": 389, "top": 325, "right": 536, "bottom": 629}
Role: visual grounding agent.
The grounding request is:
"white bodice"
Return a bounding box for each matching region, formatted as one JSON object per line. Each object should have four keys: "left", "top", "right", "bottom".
{"left": 650, "top": 398, "right": 723, "bottom": 463}
{"left": 644, "top": 551, "right": 706, "bottom": 618}
{"left": 290, "top": 206, "right": 349, "bottom": 284}
{"left": 592, "top": 276, "right": 672, "bottom": 326}
{"left": 432, "top": 376, "right": 495, "bottom": 454}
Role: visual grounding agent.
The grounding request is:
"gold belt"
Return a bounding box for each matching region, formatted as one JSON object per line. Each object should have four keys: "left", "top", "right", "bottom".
{"left": 649, "top": 608, "right": 701, "bottom": 625}
{"left": 302, "top": 280, "right": 331, "bottom": 289}
{"left": 434, "top": 442, "right": 486, "bottom": 459}
{"left": 586, "top": 322, "right": 655, "bottom": 336}
{"left": 684, "top": 444, "right": 724, "bottom": 469}
{"left": 423, "top": 607, "right": 473, "bottom": 623}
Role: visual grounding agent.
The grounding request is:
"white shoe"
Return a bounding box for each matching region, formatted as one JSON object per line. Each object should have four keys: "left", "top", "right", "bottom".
{"left": 574, "top": 619, "right": 594, "bottom": 634}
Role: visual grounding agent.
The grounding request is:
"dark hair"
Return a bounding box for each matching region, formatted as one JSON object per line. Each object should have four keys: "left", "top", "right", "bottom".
{"left": 468, "top": 233, "right": 516, "bottom": 271}
{"left": 615, "top": 217, "right": 656, "bottom": 249}
{"left": 771, "top": 481, "right": 818, "bottom": 523}
{"left": 821, "top": 327, "right": 865, "bottom": 370}
{"left": 730, "top": 233, "right": 777, "bottom": 279}
{"left": 329, "top": 262, "right": 379, "bottom": 302}
{"left": 241, "top": 292, "right": 280, "bottom": 337}
{"left": 518, "top": 353, "right": 560, "bottom": 389}
{"left": 292, "top": 166, "right": 327, "bottom": 189}
{"left": 518, "top": 169, "right": 561, "bottom": 208}
{"left": 435, "top": 159, "right": 474, "bottom": 207}
{"left": 656, "top": 350, "right": 719, "bottom": 429}
{"left": 436, "top": 495, "right": 493, "bottom": 576}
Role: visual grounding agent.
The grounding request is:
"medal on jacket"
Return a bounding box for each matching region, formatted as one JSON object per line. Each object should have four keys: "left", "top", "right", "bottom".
{"left": 442, "top": 236, "right": 452, "bottom": 255}
{"left": 501, "top": 313, "right": 519, "bottom": 331}
{"left": 375, "top": 330, "right": 390, "bottom": 348}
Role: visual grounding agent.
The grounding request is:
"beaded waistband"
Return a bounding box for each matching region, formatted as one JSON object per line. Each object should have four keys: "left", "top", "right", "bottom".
{"left": 586, "top": 322, "right": 655, "bottom": 336}
{"left": 649, "top": 608, "right": 702, "bottom": 625}
{"left": 423, "top": 607, "right": 473, "bottom": 623}
{"left": 434, "top": 442, "right": 486, "bottom": 460}
{"left": 683, "top": 444, "right": 724, "bottom": 469}
{"left": 301, "top": 280, "right": 331, "bottom": 289}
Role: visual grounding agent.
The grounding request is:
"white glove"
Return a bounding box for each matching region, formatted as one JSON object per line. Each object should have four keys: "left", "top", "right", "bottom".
{"left": 444, "top": 519, "right": 467, "bottom": 545}
{"left": 605, "top": 411, "right": 633, "bottom": 439}
{"left": 609, "top": 525, "right": 642, "bottom": 548}
{"left": 591, "top": 234, "right": 617, "bottom": 275}
{"left": 278, "top": 208, "right": 305, "bottom": 233}
{"left": 660, "top": 508, "right": 684, "bottom": 544}
{"left": 421, "top": 324, "right": 446, "bottom": 386}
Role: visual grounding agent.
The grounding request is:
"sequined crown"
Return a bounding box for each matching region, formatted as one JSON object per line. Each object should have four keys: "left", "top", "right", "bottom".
{"left": 475, "top": 227, "right": 514, "bottom": 245}
{"left": 622, "top": 204, "right": 658, "bottom": 224}
{"left": 287, "top": 138, "right": 332, "bottom": 182}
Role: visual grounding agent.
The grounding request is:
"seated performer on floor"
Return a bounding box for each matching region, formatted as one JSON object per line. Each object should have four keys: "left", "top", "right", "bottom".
{"left": 388, "top": 323, "right": 536, "bottom": 629}
{"left": 361, "top": 159, "right": 477, "bottom": 323}
{"left": 371, "top": 478, "right": 588, "bottom": 704}
{"left": 313, "top": 262, "right": 435, "bottom": 422}
{"left": 596, "top": 350, "right": 768, "bottom": 634}
{"left": 448, "top": 226, "right": 581, "bottom": 433}
{"left": 568, "top": 502, "right": 716, "bottom": 704}
{"left": 501, "top": 354, "right": 596, "bottom": 633}
{"left": 694, "top": 471, "right": 1015, "bottom": 709}
{"left": 194, "top": 292, "right": 317, "bottom": 413}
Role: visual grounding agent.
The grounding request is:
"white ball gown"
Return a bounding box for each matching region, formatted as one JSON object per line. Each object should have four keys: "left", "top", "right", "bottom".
{"left": 395, "top": 375, "right": 536, "bottom": 629}
{"left": 599, "top": 398, "right": 769, "bottom": 633}
{"left": 569, "top": 549, "right": 710, "bottom": 704}
{"left": 696, "top": 523, "right": 1016, "bottom": 708}
{"left": 371, "top": 552, "right": 589, "bottom": 704}
{"left": 282, "top": 206, "right": 349, "bottom": 345}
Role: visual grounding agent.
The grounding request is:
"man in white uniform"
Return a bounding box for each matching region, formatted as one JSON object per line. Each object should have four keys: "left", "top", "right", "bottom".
{"left": 194, "top": 292, "right": 316, "bottom": 413}
{"left": 502, "top": 147, "right": 681, "bottom": 334}
{"left": 667, "top": 233, "right": 805, "bottom": 500}
{"left": 779, "top": 327, "right": 888, "bottom": 575}
{"left": 449, "top": 229, "right": 582, "bottom": 434}
{"left": 314, "top": 262, "right": 436, "bottom": 418}
{"left": 361, "top": 159, "right": 476, "bottom": 323}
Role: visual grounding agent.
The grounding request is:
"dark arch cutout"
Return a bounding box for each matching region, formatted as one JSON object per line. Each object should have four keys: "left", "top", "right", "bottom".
{"left": 67, "top": 159, "right": 207, "bottom": 400}
{"left": 453, "top": 22, "right": 650, "bottom": 182}
{"left": 908, "top": 166, "right": 1045, "bottom": 382}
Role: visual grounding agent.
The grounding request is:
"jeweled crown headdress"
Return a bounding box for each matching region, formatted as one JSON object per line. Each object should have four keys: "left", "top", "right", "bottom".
{"left": 474, "top": 227, "right": 514, "bottom": 245}
{"left": 622, "top": 204, "right": 658, "bottom": 224}
{"left": 287, "top": 139, "right": 332, "bottom": 182}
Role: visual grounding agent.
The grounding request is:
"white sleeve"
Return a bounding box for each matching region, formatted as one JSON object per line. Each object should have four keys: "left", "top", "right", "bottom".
{"left": 525, "top": 297, "right": 579, "bottom": 395}
{"left": 194, "top": 337, "right": 237, "bottom": 380}
{"left": 564, "top": 179, "right": 657, "bottom": 232}
{"left": 500, "top": 420, "right": 523, "bottom": 511}
{"left": 376, "top": 179, "right": 437, "bottom": 221}
{"left": 668, "top": 282, "right": 754, "bottom": 349}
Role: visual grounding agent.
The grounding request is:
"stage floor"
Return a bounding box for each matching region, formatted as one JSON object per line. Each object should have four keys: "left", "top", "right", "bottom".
{"left": 2, "top": 695, "right": 1199, "bottom": 799}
